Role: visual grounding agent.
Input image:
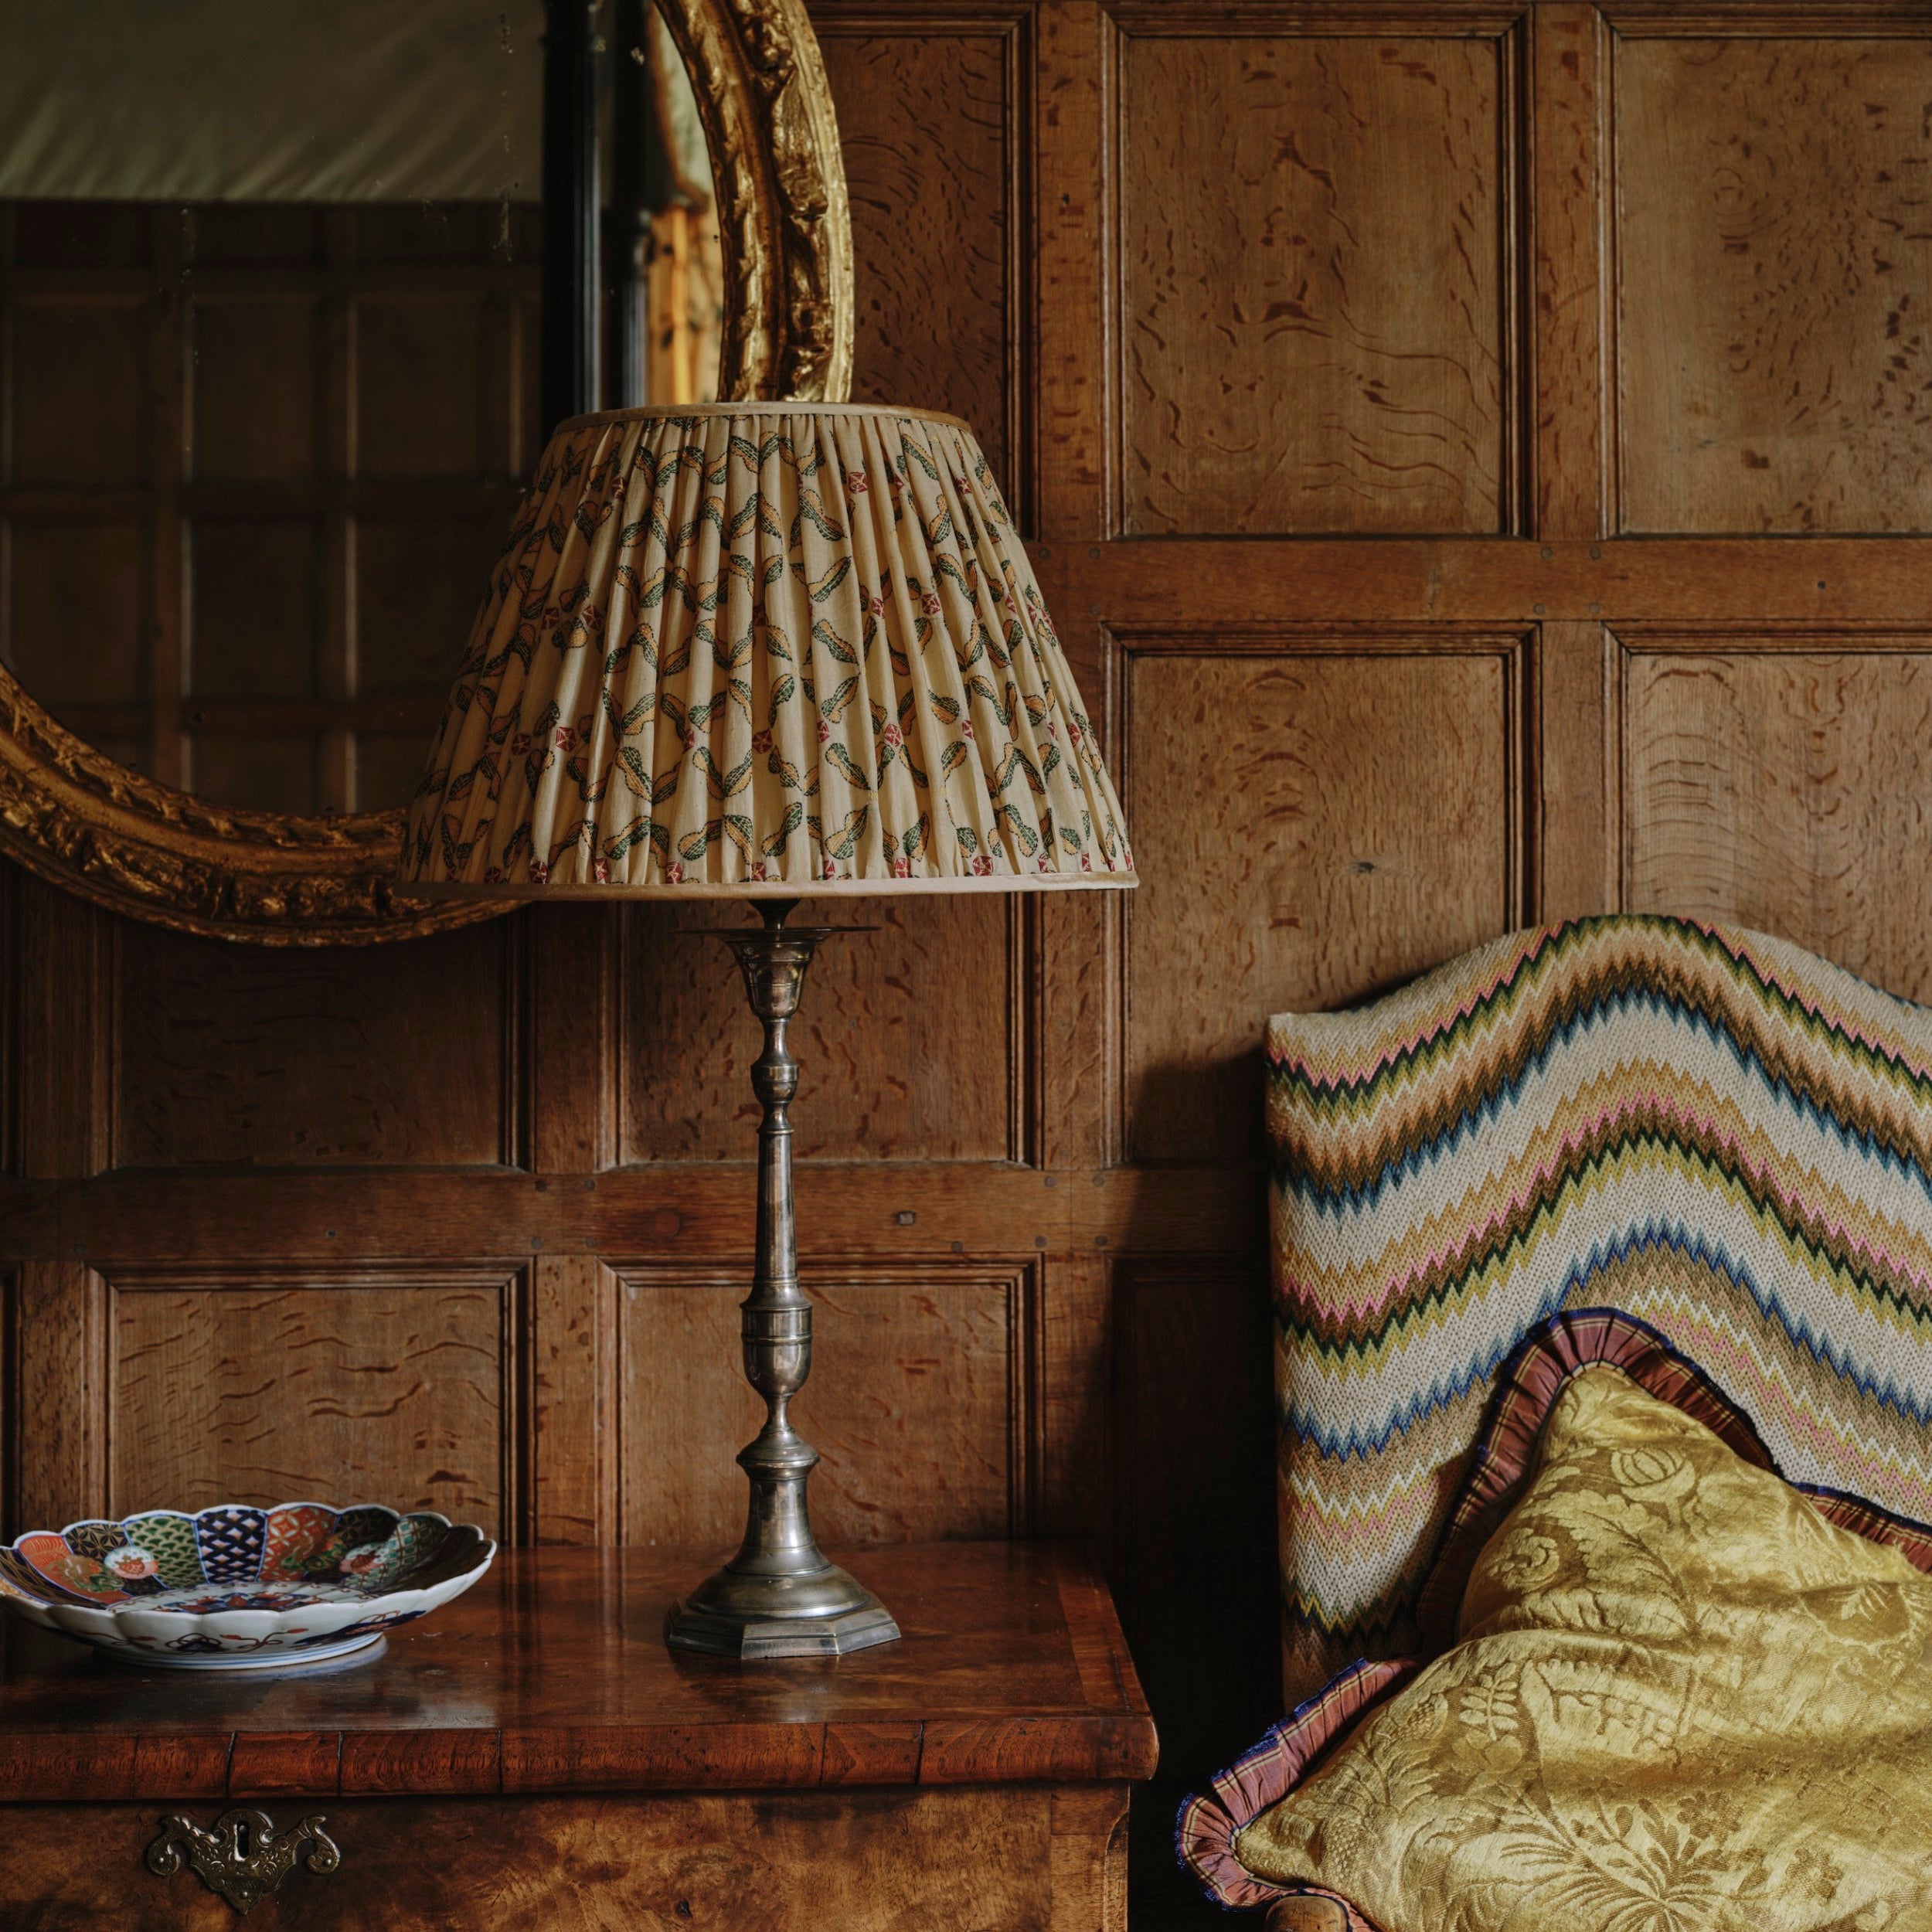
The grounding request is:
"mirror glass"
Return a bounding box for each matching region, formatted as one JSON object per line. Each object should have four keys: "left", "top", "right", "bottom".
{"left": 0, "top": 0, "right": 722, "bottom": 818}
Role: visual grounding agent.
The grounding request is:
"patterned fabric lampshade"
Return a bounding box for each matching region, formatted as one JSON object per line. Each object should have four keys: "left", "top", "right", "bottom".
{"left": 399, "top": 403, "right": 1134, "bottom": 897}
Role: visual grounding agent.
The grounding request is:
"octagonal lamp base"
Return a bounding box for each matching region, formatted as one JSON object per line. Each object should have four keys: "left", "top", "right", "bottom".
{"left": 665, "top": 1592, "right": 900, "bottom": 1659}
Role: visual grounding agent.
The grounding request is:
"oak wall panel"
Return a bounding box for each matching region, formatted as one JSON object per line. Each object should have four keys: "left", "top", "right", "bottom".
{"left": 190, "top": 521, "right": 320, "bottom": 700}
{"left": 619, "top": 1265, "right": 1036, "bottom": 1548}
{"left": 1123, "top": 641, "right": 1526, "bottom": 1164}
{"left": 192, "top": 298, "right": 321, "bottom": 482}
{"left": 115, "top": 920, "right": 522, "bottom": 1168}
{"left": 1620, "top": 638, "right": 1932, "bottom": 999}
{"left": 107, "top": 1271, "right": 526, "bottom": 1538}
{"left": 617, "top": 900, "right": 1018, "bottom": 1164}
{"left": 1616, "top": 34, "right": 1932, "bottom": 533}
{"left": 1118, "top": 24, "right": 1518, "bottom": 536}
{"left": 10, "top": 298, "right": 148, "bottom": 487}
{"left": 7, "top": 522, "right": 143, "bottom": 713}
{"left": 815, "top": 12, "right": 1024, "bottom": 505}
{"left": 356, "top": 297, "right": 490, "bottom": 479}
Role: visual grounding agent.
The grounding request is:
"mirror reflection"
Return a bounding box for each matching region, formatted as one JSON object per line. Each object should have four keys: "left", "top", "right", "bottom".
{"left": 0, "top": 0, "right": 722, "bottom": 817}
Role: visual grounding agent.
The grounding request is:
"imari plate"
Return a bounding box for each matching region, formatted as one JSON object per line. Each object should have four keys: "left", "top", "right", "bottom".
{"left": 0, "top": 1502, "right": 494, "bottom": 1671}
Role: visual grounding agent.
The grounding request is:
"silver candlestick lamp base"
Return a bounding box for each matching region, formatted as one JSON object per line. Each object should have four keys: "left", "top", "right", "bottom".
{"left": 665, "top": 900, "right": 900, "bottom": 1659}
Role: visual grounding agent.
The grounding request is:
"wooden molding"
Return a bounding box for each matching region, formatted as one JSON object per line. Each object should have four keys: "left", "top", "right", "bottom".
{"left": 1601, "top": 2, "right": 1932, "bottom": 34}
{"left": 1104, "top": 2, "right": 1527, "bottom": 34}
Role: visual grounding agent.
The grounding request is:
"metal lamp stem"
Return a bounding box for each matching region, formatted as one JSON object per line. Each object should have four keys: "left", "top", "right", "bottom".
{"left": 665, "top": 900, "right": 900, "bottom": 1658}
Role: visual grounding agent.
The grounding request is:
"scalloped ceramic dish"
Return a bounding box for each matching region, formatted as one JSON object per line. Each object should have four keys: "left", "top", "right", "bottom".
{"left": 0, "top": 1502, "right": 495, "bottom": 1671}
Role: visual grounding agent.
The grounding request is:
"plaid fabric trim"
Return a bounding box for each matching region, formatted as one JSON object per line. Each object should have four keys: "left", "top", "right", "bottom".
{"left": 1175, "top": 1656, "right": 1417, "bottom": 1912}
{"left": 1798, "top": 1483, "right": 1932, "bottom": 1573}
{"left": 1179, "top": 1306, "right": 1932, "bottom": 1916}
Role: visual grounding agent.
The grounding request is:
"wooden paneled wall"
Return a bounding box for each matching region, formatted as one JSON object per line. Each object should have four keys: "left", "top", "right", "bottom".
{"left": 5, "top": 5, "right": 1932, "bottom": 1923}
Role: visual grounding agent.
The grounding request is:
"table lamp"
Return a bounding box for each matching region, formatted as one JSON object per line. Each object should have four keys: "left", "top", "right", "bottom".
{"left": 399, "top": 403, "right": 1134, "bottom": 1657}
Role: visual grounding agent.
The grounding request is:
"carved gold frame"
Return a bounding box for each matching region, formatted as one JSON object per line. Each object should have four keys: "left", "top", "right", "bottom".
{"left": 0, "top": 0, "right": 852, "bottom": 946}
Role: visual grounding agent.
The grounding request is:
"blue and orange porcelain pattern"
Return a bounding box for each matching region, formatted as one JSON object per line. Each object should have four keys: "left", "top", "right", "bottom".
{"left": 3, "top": 1502, "right": 453, "bottom": 1614}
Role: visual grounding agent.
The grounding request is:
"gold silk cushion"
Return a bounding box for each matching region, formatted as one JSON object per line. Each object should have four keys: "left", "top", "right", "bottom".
{"left": 1233, "top": 1367, "right": 1932, "bottom": 1932}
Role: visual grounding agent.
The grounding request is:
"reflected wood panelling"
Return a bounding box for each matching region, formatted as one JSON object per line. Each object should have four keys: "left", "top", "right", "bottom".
{"left": 9, "top": 297, "right": 147, "bottom": 488}
{"left": 107, "top": 1272, "right": 528, "bottom": 1539}
{"left": 618, "top": 899, "right": 1019, "bottom": 1163}
{"left": 815, "top": 8, "right": 1026, "bottom": 505}
{"left": 0, "top": 201, "right": 538, "bottom": 808}
{"left": 1118, "top": 24, "right": 1518, "bottom": 536}
{"left": 192, "top": 297, "right": 321, "bottom": 481}
{"left": 115, "top": 920, "right": 522, "bottom": 1168}
{"left": 1616, "top": 33, "right": 1932, "bottom": 534}
{"left": 1620, "top": 638, "right": 1932, "bottom": 1000}
{"left": 620, "top": 1265, "right": 1036, "bottom": 1548}
{"left": 1123, "top": 640, "right": 1526, "bottom": 1164}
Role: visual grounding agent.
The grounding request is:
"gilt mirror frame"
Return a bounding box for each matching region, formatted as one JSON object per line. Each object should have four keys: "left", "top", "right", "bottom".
{"left": 0, "top": 0, "right": 852, "bottom": 945}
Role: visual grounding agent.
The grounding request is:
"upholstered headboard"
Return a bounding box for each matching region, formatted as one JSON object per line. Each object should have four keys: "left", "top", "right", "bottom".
{"left": 1269, "top": 914, "right": 1932, "bottom": 1702}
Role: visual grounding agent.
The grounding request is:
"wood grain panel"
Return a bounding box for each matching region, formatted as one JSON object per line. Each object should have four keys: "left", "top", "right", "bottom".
{"left": 356, "top": 518, "right": 490, "bottom": 696}
{"left": 618, "top": 897, "right": 1016, "bottom": 1163}
{"left": 1124, "top": 641, "right": 1522, "bottom": 1164}
{"left": 12, "top": 1265, "right": 105, "bottom": 1532}
{"left": 189, "top": 521, "right": 318, "bottom": 699}
{"left": 5, "top": 521, "right": 142, "bottom": 709}
{"left": 1530, "top": 3, "right": 1608, "bottom": 538}
{"left": 107, "top": 1272, "right": 526, "bottom": 1537}
{"left": 1617, "top": 36, "right": 1932, "bottom": 533}
{"left": 1120, "top": 29, "right": 1515, "bottom": 535}
{"left": 10, "top": 299, "right": 146, "bottom": 487}
{"left": 183, "top": 736, "right": 318, "bottom": 816}
{"left": 192, "top": 298, "right": 319, "bottom": 481}
{"left": 816, "top": 16, "right": 1022, "bottom": 502}
{"left": 1621, "top": 639, "right": 1932, "bottom": 998}
{"left": 114, "top": 919, "right": 519, "bottom": 1168}
{"left": 620, "top": 1266, "right": 1034, "bottom": 1547}
{"left": 355, "top": 297, "right": 487, "bottom": 478}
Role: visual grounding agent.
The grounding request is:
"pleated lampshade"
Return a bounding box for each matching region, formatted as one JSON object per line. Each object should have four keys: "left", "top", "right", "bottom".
{"left": 400, "top": 403, "right": 1134, "bottom": 896}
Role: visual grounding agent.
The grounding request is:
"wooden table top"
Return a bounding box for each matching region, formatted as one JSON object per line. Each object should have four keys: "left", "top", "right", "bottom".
{"left": 0, "top": 1543, "right": 1156, "bottom": 1802}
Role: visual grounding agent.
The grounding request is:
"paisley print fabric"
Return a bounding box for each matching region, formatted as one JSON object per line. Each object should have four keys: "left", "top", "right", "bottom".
{"left": 399, "top": 403, "right": 1134, "bottom": 894}
{"left": 1268, "top": 916, "right": 1932, "bottom": 1701}
{"left": 1231, "top": 1368, "right": 1932, "bottom": 1932}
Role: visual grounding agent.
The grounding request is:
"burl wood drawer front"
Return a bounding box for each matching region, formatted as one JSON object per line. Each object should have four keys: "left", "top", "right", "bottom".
{"left": 0, "top": 1785, "right": 1129, "bottom": 1931}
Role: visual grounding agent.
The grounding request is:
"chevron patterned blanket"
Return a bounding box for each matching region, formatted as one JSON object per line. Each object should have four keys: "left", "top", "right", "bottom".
{"left": 1270, "top": 914, "right": 1932, "bottom": 1702}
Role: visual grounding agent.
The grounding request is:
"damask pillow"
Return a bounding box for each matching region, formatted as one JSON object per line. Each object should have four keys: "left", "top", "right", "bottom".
{"left": 1179, "top": 1313, "right": 1932, "bottom": 1932}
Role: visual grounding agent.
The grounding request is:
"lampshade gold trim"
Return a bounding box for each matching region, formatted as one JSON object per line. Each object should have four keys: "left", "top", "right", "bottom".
{"left": 400, "top": 872, "right": 1137, "bottom": 902}
{"left": 555, "top": 400, "right": 975, "bottom": 434}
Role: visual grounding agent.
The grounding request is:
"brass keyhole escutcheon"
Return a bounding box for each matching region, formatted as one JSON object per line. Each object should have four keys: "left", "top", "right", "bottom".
{"left": 146, "top": 1806, "right": 341, "bottom": 1916}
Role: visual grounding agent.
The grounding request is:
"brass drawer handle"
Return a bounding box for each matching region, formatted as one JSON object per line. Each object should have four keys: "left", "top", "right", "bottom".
{"left": 146, "top": 1807, "right": 341, "bottom": 1917}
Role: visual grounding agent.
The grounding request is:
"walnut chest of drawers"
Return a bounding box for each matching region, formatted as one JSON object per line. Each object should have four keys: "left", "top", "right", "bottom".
{"left": 0, "top": 1541, "right": 1156, "bottom": 1929}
